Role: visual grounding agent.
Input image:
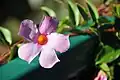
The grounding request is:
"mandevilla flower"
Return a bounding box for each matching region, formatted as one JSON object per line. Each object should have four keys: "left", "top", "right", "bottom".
{"left": 94, "top": 70, "right": 107, "bottom": 80}
{"left": 18, "top": 16, "right": 70, "bottom": 68}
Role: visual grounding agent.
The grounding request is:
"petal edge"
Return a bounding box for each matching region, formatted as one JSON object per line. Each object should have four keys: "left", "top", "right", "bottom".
{"left": 39, "top": 47, "right": 60, "bottom": 68}
{"left": 18, "top": 43, "right": 41, "bottom": 63}
{"left": 39, "top": 16, "right": 59, "bottom": 34}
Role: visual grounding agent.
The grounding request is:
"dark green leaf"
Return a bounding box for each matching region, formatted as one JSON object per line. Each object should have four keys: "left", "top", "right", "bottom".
{"left": 67, "top": 0, "right": 81, "bottom": 26}
{"left": 40, "top": 6, "right": 56, "bottom": 17}
{"left": 86, "top": 0, "right": 99, "bottom": 23}
{"left": 0, "top": 27, "right": 12, "bottom": 45}
{"left": 77, "top": 4, "right": 89, "bottom": 21}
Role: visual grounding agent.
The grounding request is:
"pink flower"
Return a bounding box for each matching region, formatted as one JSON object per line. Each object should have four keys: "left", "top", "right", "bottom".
{"left": 18, "top": 16, "right": 70, "bottom": 68}
{"left": 94, "top": 70, "right": 107, "bottom": 80}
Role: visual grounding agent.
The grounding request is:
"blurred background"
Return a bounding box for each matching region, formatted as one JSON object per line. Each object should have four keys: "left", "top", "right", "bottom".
{"left": 0, "top": 0, "right": 105, "bottom": 43}
{"left": 1, "top": 1, "right": 120, "bottom": 80}
{"left": 0, "top": 0, "right": 117, "bottom": 60}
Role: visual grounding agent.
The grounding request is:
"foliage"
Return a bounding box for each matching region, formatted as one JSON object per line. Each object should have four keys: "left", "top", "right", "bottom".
{"left": 0, "top": 27, "right": 12, "bottom": 45}
{"left": 67, "top": 0, "right": 81, "bottom": 26}
{"left": 86, "top": 0, "right": 99, "bottom": 24}
{"left": 40, "top": 6, "right": 56, "bottom": 17}
{"left": 1, "top": 0, "right": 120, "bottom": 79}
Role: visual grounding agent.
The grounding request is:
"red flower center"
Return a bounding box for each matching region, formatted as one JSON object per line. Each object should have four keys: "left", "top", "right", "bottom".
{"left": 37, "top": 34, "right": 48, "bottom": 45}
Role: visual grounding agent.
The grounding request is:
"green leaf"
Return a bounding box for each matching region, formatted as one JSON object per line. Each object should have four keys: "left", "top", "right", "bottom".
{"left": 0, "top": 31, "right": 7, "bottom": 45}
{"left": 0, "top": 27, "right": 12, "bottom": 45}
{"left": 100, "top": 63, "right": 110, "bottom": 72}
{"left": 67, "top": 0, "right": 81, "bottom": 26}
{"left": 96, "top": 45, "right": 120, "bottom": 65}
{"left": 57, "top": 17, "right": 70, "bottom": 33}
{"left": 115, "top": 49, "right": 120, "bottom": 56}
{"left": 86, "top": 0, "right": 99, "bottom": 23}
{"left": 113, "top": 4, "right": 120, "bottom": 17}
{"left": 40, "top": 6, "right": 56, "bottom": 17}
{"left": 77, "top": 4, "right": 89, "bottom": 21}
{"left": 99, "top": 64, "right": 114, "bottom": 80}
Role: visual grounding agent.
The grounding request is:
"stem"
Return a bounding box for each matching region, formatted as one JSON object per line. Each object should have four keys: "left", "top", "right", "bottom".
{"left": 0, "top": 44, "right": 10, "bottom": 63}
{"left": 7, "top": 39, "right": 24, "bottom": 62}
{"left": 12, "top": 39, "right": 24, "bottom": 48}
{"left": 0, "top": 51, "right": 10, "bottom": 63}
{"left": 97, "top": 28, "right": 104, "bottom": 46}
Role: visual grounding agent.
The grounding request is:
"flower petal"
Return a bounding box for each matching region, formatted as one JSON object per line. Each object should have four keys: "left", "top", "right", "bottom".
{"left": 18, "top": 19, "right": 38, "bottom": 41}
{"left": 94, "top": 70, "right": 107, "bottom": 80}
{"left": 101, "top": 76, "right": 107, "bottom": 80}
{"left": 18, "top": 43, "right": 41, "bottom": 63}
{"left": 47, "top": 33, "right": 70, "bottom": 53}
{"left": 39, "top": 47, "right": 60, "bottom": 68}
{"left": 39, "top": 16, "right": 59, "bottom": 35}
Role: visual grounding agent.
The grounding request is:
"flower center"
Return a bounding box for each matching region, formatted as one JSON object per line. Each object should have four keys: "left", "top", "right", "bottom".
{"left": 37, "top": 34, "right": 48, "bottom": 45}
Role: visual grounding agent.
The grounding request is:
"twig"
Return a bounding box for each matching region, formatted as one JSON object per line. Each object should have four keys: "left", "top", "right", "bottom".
{"left": 0, "top": 38, "right": 24, "bottom": 63}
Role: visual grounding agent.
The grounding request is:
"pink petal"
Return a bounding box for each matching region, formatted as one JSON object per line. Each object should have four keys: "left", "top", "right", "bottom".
{"left": 39, "top": 16, "right": 59, "bottom": 35}
{"left": 101, "top": 76, "right": 107, "bottom": 80}
{"left": 94, "top": 77, "right": 99, "bottom": 80}
{"left": 47, "top": 33, "right": 70, "bottom": 53}
{"left": 94, "top": 70, "right": 107, "bottom": 80}
{"left": 18, "top": 43, "right": 41, "bottom": 63}
{"left": 39, "top": 46, "right": 60, "bottom": 68}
